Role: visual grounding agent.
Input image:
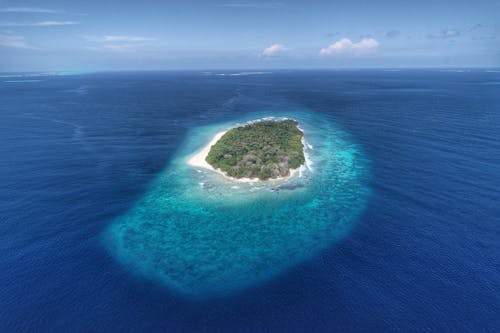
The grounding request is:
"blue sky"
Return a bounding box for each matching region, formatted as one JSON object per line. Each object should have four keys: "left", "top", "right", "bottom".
{"left": 0, "top": 0, "right": 499, "bottom": 70}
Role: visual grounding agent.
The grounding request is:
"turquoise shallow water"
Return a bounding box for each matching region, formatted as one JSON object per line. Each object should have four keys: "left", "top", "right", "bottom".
{"left": 107, "top": 111, "right": 370, "bottom": 297}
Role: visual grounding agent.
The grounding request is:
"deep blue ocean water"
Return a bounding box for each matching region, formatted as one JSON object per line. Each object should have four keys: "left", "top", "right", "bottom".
{"left": 1, "top": 70, "right": 499, "bottom": 332}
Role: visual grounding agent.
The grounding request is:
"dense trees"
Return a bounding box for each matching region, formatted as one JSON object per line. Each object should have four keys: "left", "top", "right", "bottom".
{"left": 206, "top": 120, "right": 305, "bottom": 180}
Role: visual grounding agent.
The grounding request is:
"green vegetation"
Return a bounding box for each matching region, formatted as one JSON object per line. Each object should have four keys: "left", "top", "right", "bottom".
{"left": 206, "top": 119, "right": 305, "bottom": 180}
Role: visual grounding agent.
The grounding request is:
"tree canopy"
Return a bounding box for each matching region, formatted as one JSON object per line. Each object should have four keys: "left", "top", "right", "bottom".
{"left": 206, "top": 119, "right": 305, "bottom": 180}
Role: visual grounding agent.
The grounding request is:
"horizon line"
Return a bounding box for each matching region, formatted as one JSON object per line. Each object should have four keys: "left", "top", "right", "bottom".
{"left": 1, "top": 66, "right": 499, "bottom": 74}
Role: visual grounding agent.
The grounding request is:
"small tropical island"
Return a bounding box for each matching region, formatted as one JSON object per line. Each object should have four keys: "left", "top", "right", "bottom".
{"left": 188, "top": 119, "right": 305, "bottom": 181}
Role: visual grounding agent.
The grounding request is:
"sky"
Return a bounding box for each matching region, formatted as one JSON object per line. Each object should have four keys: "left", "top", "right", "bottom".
{"left": 0, "top": 0, "right": 499, "bottom": 71}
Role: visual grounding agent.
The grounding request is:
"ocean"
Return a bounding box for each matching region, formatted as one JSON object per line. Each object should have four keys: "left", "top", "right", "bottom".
{"left": 1, "top": 70, "right": 499, "bottom": 332}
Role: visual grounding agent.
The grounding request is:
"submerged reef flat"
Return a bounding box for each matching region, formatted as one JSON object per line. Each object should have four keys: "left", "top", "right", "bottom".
{"left": 107, "top": 112, "right": 370, "bottom": 297}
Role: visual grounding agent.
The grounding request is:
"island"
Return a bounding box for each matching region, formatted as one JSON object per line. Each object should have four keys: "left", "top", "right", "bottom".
{"left": 189, "top": 119, "right": 305, "bottom": 181}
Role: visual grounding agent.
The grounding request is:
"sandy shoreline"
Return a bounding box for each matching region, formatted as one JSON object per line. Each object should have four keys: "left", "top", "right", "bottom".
{"left": 187, "top": 129, "right": 300, "bottom": 183}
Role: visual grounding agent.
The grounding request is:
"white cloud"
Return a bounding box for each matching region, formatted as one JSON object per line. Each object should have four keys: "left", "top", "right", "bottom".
{"left": 0, "top": 21, "right": 78, "bottom": 27}
{"left": 260, "top": 44, "right": 289, "bottom": 56}
{"left": 0, "top": 7, "right": 56, "bottom": 13}
{"left": 84, "top": 35, "right": 157, "bottom": 42}
{"left": 33, "top": 21, "right": 77, "bottom": 26}
{"left": 0, "top": 34, "right": 38, "bottom": 49}
{"left": 320, "top": 38, "right": 379, "bottom": 56}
